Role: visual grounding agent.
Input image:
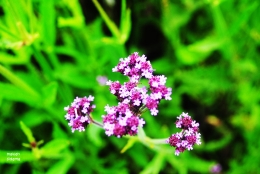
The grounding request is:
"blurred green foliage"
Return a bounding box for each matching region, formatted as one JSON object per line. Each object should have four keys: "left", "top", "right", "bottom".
{"left": 0, "top": 0, "right": 260, "bottom": 173}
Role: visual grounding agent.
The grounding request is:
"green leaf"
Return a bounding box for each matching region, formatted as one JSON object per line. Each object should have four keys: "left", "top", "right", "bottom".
{"left": 85, "top": 18, "right": 105, "bottom": 40}
{"left": 41, "top": 139, "right": 70, "bottom": 158}
{"left": 140, "top": 153, "right": 165, "bottom": 174}
{"left": 119, "top": 0, "right": 131, "bottom": 44}
{"left": 92, "top": 0, "right": 120, "bottom": 40}
{"left": 57, "top": 0, "right": 84, "bottom": 28}
{"left": 184, "top": 153, "right": 216, "bottom": 173}
{"left": 46, "top": 152, "right": 74, "bottom": 174}
{"left": 21, "top": 110, "right": 49, "bottom": 127}
{"left": 176, "top": 37, "right": 224, "bottom": 65}
{"left": 0, "top": 52, "right": 28, "bottom": 64}
{"left": 0, "top": 83, "right": 37, "bottom": 105}
{"left": 54, "top": 64, "right": 96, "bottom": 89}
{"left": 203, "top": 133, "right": 232, "bottom": 151}
{"left": 42, "top": 81, "right": 58, "bottom": 107}
{"left": 86, "top": 125, "right": 103, "bottom": 147}
{"left": 152, "top": 58, "right": 174, "bottom": 74}
{"left": 0, "top": 65, "right": 41, "bottom": 103}
{"left": 20, "top": 121, "right": 35, "bottom": 143}
{"left": 166, "top": 154, "right": 187, "bottom": 174}
{"left": 40, "top": 0, "right": 56, "bottom": 46}
{"left": 120, "top": 138, "right": 136, "bottom": 153}
{"left": 52, "top": 123, "right": 68, "bottom": 139}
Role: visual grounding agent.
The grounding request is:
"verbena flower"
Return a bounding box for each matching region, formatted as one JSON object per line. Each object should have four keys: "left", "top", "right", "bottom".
{"left": 64, "top": 96, "right": 96, "bottom": 133}
{"left": 107, "top": 52, "right": 172, "bottom": 117}
{"left": 63, "top": 52, "right": 201, "bottom": 157}
{"left": 112, "top": 52, "right": 153, "bottom": 81}
{"left": 103, "top": 52, "right": 172, "bottom": 137}
{"left": 102, "top": 103, "right": 145, "bottom": 138}
{"left": 166, "top": 112, "right": 201, "bottom": 155}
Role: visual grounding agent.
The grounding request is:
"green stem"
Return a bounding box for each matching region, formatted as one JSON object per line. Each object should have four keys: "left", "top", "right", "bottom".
{"left": 148, "top": 138, "right": 168, "bottom": 144}
{"left": 88, "top": 113, "right": 104, "bottom": 128}
{"left": 92, "top": 0, "right": 121, "bottom": 39}
{"left": 48, "top": 53, "right": 60, "bottom": 70}
{"left": 139, "top": 105, "right": 148, "bottom": 115}
{"left": 92, "top": 120, "right": 104, "bottom": 128}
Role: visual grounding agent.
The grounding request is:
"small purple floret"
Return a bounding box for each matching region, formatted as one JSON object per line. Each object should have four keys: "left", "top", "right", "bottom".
{"left": 64, "top": 96, "right": 96, "bottom": 133}
{"left": 103, "top": 52, "right": 172, "bottom": 137}
{"left": 102, "top": 103, "right": 145, "bottom": 138}
{"left": 107, "top": 52, "right": 172, "bottom": 117}
{"left": 166, "top": 112, "right": 201, "bottom": 155}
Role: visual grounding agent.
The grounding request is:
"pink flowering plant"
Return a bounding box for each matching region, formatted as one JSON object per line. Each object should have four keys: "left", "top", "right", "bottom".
{"left": 64, "top": 52, "right": 201, "bottom": 156}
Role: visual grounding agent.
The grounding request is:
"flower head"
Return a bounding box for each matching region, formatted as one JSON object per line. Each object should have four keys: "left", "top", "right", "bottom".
{"left": 64, "top": 96, "right": 96, "bottom": 132}
{"left": 102, "top": 103, "right": 145, "bottom": 137}
{"left": 107, "top": 52, "right": 172, "bottom": 117}
{"left": 166, "top": 112, "right": 201, "bottom": 155}
{"left": 112, "top": 52, "right": 154, "bottom": 82}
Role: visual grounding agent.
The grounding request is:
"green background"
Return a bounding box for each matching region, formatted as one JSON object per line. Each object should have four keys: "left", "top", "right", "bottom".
{"left": 0, "top": 0, "right": 260, "bottom": 173}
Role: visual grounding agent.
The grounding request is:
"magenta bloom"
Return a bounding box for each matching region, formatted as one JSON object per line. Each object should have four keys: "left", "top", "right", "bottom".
{"left": 102, "top": 103, "right": 145, "bottom": 138}
{"left": 64, "top": 96, "right": 96, "bottom": 133}
{"left": 107, "top": 52, "right": 172, "bottom": 117}
{"left": 166, "top": 112, "right": 201, "bottom": 155}
{"left": 112, "top": 52, "right": 153, "bottom": 82}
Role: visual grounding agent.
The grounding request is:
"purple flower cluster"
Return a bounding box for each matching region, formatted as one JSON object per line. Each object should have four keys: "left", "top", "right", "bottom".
{"left": 64, "top": 96, "right": 96, "bottom": 133}
{"left": 102, "top": 103, "right": 145, "bottom": 138}
{"left": 102, "top": 52, "right": 172, "bottom": 137}
{"left": 63, "top": 52, "right": 202, "bottom": 156}
{"left": 112, "top": 52, "right": 153, "bottom": 82}
{"left": 107, "top": 52, "right": 172, "bottom": 116}
{"left": 166, "top": 112, "right": 201, "bottom": 156}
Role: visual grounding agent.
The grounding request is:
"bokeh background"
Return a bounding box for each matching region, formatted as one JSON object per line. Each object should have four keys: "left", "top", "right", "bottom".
{"left": 0, "top": 0, "right": 260, "bottom": 173}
